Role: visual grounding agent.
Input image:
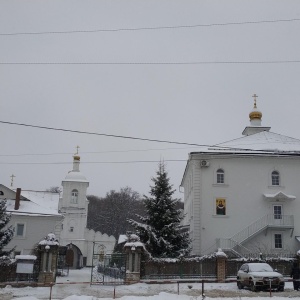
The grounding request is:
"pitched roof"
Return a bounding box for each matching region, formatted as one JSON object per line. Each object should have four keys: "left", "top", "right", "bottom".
{"left": 4, "top": 188, "right": 61, "bottom": 217}
{"left": 196, "top": 131, "right": 300, "bottom": 155}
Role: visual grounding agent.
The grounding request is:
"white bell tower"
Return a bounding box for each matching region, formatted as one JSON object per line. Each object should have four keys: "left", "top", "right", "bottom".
{"left": 59, "top": 148, "right": 89, "bottom": 266}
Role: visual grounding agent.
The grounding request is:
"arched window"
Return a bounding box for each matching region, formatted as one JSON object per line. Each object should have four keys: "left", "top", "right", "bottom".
{"left": 271, "top": 171, "right": 280, "bottom": 186}
{"left": 216, "top": 169, "right": 225, "bottom": 184}
{"left": 71, "top": 189, "right": 78, "bottom": 203}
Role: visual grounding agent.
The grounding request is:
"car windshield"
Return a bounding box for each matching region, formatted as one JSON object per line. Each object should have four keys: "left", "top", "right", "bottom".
{"left": 249, "top": 264, "right": 274, "bottom": 272}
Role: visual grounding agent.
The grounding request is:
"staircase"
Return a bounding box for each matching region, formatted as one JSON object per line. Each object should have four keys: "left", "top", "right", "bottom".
{"left": 214, "top": 214, "right": 294, "bottom": 257}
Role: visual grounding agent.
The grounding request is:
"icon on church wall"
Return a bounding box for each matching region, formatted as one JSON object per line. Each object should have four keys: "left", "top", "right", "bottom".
{"left": 216, "top": 198, "right": 226, "bottom": 215}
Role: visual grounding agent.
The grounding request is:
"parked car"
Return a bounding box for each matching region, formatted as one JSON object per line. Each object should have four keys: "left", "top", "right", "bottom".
{"left": 237, "top": 262, "right": 285, "bottom": 291}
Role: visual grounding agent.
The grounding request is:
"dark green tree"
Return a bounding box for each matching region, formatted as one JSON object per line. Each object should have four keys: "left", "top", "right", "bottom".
{"left": 0, "top": 199, "right": 14, "bottom": 256}
{"left": 128, "top": 162, "right": 191, "bottom": 258}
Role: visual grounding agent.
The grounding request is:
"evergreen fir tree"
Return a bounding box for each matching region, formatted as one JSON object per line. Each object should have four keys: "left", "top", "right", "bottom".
{"left": 0, "top": 199, "right": 14, "bottom": 257}
{"left": 128, "top": 162, "right": 191, "bottom": 258}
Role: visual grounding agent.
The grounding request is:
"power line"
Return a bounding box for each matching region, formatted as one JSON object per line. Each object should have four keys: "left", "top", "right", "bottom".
{"left": 1, "top": 120, "right": 299, "bottom": 155}
{"left": 0, "top": 159, "right": 187, "bottom": 165}
{"left": 1, "top": 60, "right": 300, "bottom": 65}
{"left": 0, "top": 146, "right": 199, "bottom": 157}
{"left": 0, "top": 120, "right": 208, "bottom": 147}
{"left": 1, "top": 18, "right": 299, "bottom": 36}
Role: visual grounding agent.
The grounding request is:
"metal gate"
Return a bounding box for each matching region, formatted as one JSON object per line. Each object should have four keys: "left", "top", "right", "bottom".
{"left": 91, "top": 243, "right": 126, "bottom": 285}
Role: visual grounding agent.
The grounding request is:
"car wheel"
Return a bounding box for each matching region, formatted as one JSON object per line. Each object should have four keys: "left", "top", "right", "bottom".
{"left": 250, "top": 281, "right": 256, "bottom": 292}
{"left": 237, "top": 281, "right": 243, "bottom": 290}
{"left": 278, "top": 287, "right": 284, "bottom": 292}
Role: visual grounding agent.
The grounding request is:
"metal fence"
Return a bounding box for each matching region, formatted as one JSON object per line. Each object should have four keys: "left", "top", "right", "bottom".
{"left": 226, "top": 258, "right": 295, "bottom": 278}
{"left": 141, "top": 258, "right": 217, "bottom": 280}
{"left": 91, "top": 253, "right": 126, "bottom": 285}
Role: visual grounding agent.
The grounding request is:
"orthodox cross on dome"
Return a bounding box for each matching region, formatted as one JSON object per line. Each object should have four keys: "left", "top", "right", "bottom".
{"left": 252, "top": 93, "right": 258, "bottom": 108}
{"left": 10, "top": 174, "right": 15, "bottom": 187}
{"left": 75, "top": 145, "right": 80, "bottom": 155}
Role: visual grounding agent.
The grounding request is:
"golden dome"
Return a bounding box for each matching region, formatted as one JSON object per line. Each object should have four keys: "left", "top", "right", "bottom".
{"left": 73, "top": 155, "right": 80, "bottom": 161}
{"left": 249, "top": 109, "right": 262, "bottom": 120}
{"left": 73, "top": 145, "right": 80, "bottom": 161}
{"left": 249, "top": 94, "right": 262, "bottom": 121}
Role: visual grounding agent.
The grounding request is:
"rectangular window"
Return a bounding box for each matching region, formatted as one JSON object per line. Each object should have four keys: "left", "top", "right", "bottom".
{"left": 70, "top": 226, "right": 74, "bottom": 232}
{"left": 272, "top": 177, "right": 279, "bottom": 186}
{"left": 216, "top": 198, "right": 226, "bottom": 215}
{"left": 273, "top": 205, "right": 282, "bottom": 219}
{"left": 274, "top": 234, "right": 282, "bottom": 248}
{"left": 217, "top": 173, "right": 224, "bottom": 184}
{"left": 16, "top": 224, "right": 25, "bottom": 236}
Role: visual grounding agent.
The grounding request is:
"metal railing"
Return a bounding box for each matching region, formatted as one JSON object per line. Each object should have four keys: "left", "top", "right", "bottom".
{"left": 205, "top": 214, "right": 294, "bottom": 256}
{"left": 229, "top": 214, "right": 294, "bottom": 246}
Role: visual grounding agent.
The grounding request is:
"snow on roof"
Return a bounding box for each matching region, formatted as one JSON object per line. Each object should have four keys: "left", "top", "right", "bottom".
{"left": 5, "top": 191, "right": 61, "bottom": 216}
{"left": 264, "top": 191, "right": 296, "bottom": 200}
{"left": 21, "top": 190, "right": 60, "bottom": 211}
{"left": 15, "top": 255, "right": 37, "bottom": 260}
{"left": 214, "top": 131, "right": 300, "bottom": 153}
{"left": 118, "top": 234, "right": 128, "bottom": 244}
{"left": 191, "top": 131, "right": 300, "bottom": 155}
{"left": 39, "top": 233, "right": 59, "bottom": 246}
{"left": 63, "top": 171, "right": 88, "bottom": 182}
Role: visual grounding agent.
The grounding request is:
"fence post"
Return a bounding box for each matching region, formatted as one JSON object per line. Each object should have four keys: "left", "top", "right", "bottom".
{"left": 123, "top": 234, "right": 145, "bottom": 284}
{"left": 216, "top": 249, "right": 227, "bottom": 283}
{"left": 49, "top": 282, "right": 53, "bottom": 300}
{"left": 38, "top": 236, "right": 59, "bottom": 285}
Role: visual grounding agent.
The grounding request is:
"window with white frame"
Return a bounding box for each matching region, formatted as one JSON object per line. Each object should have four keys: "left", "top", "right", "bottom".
{"left": 273, "top": 205, "right": 282, "bottom": 219}
{"left": 271, "top": 171, "right": 280, "bottom": 186}
{"left": 16, "top": 223, "right": 25, "bottom": 237}
{"left": 71, "top": 189, "right": 78, "bottom": 203}
{"left": 274, "top": 233, "right": 283, "bottom": 249}
{"left": 216, "top": 169, "right": 225, "bottom": 184}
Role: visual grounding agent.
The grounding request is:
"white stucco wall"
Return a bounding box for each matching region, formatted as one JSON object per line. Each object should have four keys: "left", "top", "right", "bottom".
{"left": 6, "top": 214, "right": 62, "bottom": 255}
{"left": 182, "top": 153, "right": 300, "bottom": 256}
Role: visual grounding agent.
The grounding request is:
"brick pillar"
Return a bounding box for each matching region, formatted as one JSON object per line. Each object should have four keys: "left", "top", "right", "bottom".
{"left": 217, "top": 256, "right": 227, "bottom": 283}
{"left": 123, "top": 234, "right": 144, "bottom": 284}
{"left": 38, "top": 244, "right": 59, "bottom": 285}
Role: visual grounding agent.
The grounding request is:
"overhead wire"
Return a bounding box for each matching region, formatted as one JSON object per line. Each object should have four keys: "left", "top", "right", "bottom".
{"left": 1, "top": 60, "right": 300, "bottom": 65}
{"left": 0, "top": 146, "right": 200, "bottom": 157}
{"left": 1, "top": 18, "right": 300, "bottom": 36}
{"left": 1, "top": 120, "right": 300, "bottom": 155}
{"left": 0, "top": 120, "right": 212, "bottom": 147}
{"left": 0, "top": 159, "right": 187, "bottom": 165}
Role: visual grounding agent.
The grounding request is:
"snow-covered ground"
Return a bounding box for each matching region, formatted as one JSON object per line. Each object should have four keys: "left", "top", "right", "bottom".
{"left": 0, "top": 267, "right": 299, "bottom": 300}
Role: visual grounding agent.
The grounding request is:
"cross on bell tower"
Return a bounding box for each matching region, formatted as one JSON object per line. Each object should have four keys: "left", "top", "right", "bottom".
{"left": 75, "top": 145, "right": 80, "bottom": 155}
{"left": 252, "top": 93, "right": 258, "bottom": 108}
{"left": 10, "top": 174, "right": 16, "bottom": 187}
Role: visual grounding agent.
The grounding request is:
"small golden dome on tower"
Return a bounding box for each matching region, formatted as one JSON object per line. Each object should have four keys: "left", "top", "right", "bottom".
{"left": 249, "top": 94, "right": 262, "bottom": 121}
{"left": 73, "top": 145, "right": 80, "bottom": 161}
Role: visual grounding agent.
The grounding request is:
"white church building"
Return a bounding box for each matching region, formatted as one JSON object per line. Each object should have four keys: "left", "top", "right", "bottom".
{"left": 181, "top": 96, "right": 300, "bottom": 257}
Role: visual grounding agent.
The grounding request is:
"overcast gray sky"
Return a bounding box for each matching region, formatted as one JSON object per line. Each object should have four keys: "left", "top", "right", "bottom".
{"left": 1, "top": 1, "right": 300, "bottom": 199}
